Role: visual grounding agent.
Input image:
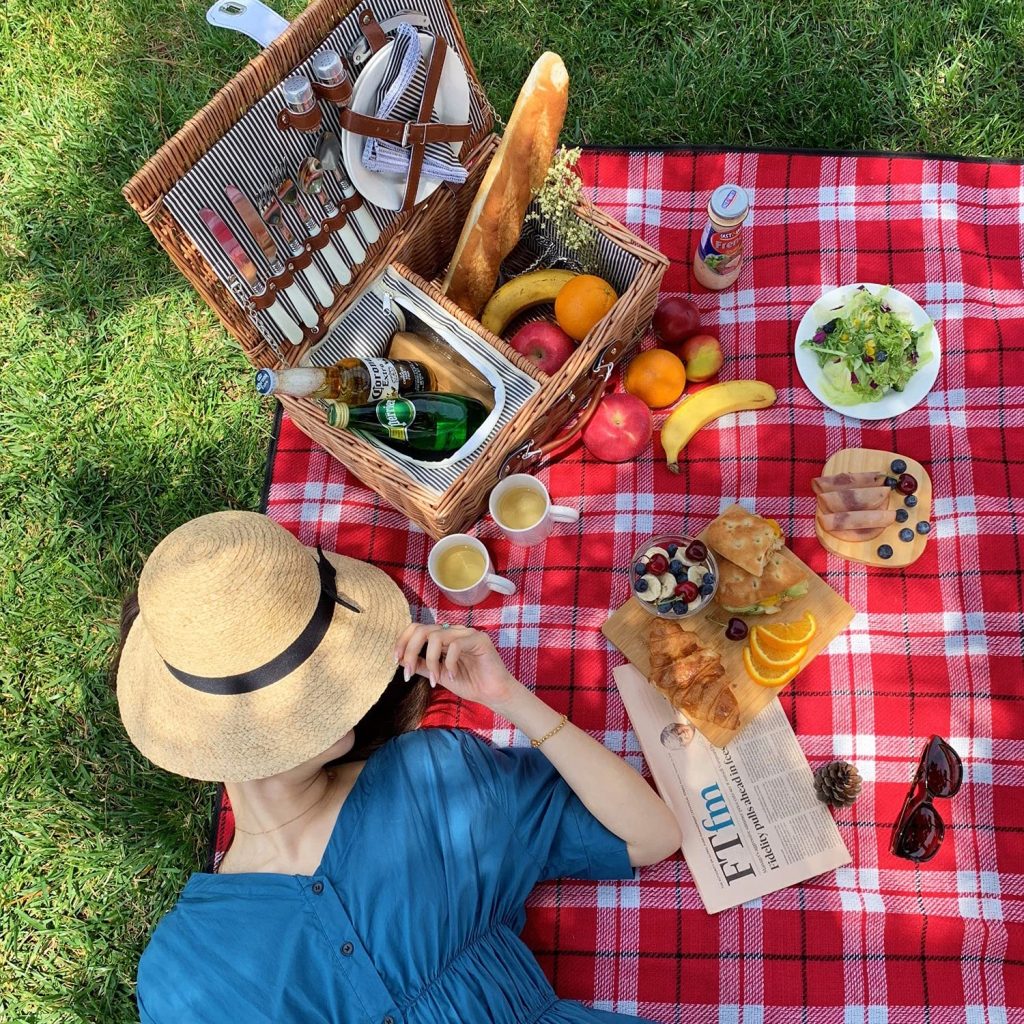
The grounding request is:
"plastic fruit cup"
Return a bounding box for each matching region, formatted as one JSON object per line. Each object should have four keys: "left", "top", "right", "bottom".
{"left": 629, "top": 534, "right": 719, "bottom": 620}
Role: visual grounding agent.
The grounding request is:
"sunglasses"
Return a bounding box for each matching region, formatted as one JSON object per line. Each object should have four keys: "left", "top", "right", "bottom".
{"left": 889, "top": 735, "right": 963, "bottom": 862}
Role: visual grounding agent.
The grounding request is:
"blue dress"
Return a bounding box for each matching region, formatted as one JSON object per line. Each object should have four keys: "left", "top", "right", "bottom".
{"left": 137, "top": 727, "right": 657, "bottom": 1024}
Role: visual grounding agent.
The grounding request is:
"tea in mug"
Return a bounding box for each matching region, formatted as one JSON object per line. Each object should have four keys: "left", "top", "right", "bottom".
{"left": 434, "top": 544, "right": 486, "bottom": 590}
{"left": 496, "top": 486, "right": 547, "bottom": 531}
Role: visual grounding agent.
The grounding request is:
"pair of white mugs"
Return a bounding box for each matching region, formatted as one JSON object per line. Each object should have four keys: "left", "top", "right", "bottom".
{"left": 428, "top": 474, "right": 579, "bottom": 606}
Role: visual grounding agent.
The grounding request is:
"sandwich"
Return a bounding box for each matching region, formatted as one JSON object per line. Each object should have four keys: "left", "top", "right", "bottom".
{"left": 704, "top": 506, "right": 784, "bottom": 578}
{"left": 442, "top": 52, "right": 569, "bottom": 316}
{"left": 715, "top": 550, "right": 809, "bottom": 615}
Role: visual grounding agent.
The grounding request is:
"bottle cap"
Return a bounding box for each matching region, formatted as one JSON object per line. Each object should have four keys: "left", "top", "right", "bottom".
{"left": 255, "top": 368, "right": 277, "bottom": 396}
{"left": 326, "top": 402, "right": 349, "bottom": 429}
{"left": 281, "top": 75, "right": 315, "bottom": 113}
{"left": 311, "top": 50, "right": 346, "bottom": 86}
{"left": 708, "top": 184, "right": 749, "bottom": 225}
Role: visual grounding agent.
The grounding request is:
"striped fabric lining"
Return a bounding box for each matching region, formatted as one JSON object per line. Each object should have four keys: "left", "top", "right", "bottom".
{"left": 164, "top": 0, "right": 488, "bottom": 353}
{"left": 302, "top": 265, "right": 541, "bottom": 494}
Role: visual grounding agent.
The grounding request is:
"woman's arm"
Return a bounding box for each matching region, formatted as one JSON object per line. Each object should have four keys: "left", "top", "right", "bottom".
{"left": 395, "top": 623, "right": 681, "bottom": 867}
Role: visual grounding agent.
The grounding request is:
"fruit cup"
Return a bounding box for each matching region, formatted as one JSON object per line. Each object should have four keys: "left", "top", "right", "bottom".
{"left": 629, "top": 534, "right": 719, "bottom": 619}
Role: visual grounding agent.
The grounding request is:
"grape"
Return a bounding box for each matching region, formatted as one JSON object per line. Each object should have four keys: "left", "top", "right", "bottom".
{"left": 725, "top": 618, "right": 748, "bottom": 641}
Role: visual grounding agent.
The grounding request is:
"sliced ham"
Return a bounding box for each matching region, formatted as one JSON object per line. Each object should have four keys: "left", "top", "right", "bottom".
{"left": 818, "top": 509, "right": 897, "bottom": 533}
{"left": 812, "top": 472, "right": 888, "bottom": 494}
{"left": 817, "top": 487, "right": 892, "bottom": 513}
{"left": 818, "top": 521, "right": 887, "bottom": 542}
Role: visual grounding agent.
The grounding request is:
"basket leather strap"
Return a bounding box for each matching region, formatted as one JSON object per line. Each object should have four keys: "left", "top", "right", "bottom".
{"left": 400, "top": 35, "right": 448, "bottom": 212}
{"left": 339, "top": 108, "right": 471, "bottom": 146}
{"left": 356, "top": 5, "right": 389, "bottom": 53}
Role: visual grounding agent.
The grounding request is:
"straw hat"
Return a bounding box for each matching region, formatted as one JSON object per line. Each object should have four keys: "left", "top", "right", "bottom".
{"left": 116, "top": 511, "right": 411, "bottom": 781}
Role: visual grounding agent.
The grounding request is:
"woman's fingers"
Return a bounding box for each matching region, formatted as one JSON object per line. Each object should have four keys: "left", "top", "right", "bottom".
{"left": 423, "top": 630, "right": 446, "bottom": 687}
{"left": 398, "top": 623, "right": 433, "bottom": 680}
{"left": 443, "top": 639, "right": 462, "bottom": 682}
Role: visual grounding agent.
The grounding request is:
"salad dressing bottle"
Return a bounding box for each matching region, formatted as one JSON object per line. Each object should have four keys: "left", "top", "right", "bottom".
{"left": 693, "top": 185, "right": 750, "bottom": 291}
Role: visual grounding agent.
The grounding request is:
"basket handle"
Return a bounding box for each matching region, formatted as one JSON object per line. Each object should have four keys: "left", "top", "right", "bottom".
{"left": 498, "top": 343, "right": 621, "bottom": 478}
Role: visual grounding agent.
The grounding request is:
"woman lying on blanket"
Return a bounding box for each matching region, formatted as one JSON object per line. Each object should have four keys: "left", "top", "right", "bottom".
{"left": 114, "top": 511, "right": 678, "bottom": 1024}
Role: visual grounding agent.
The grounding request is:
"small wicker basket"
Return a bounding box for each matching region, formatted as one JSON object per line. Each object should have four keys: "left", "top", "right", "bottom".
{"left": 124, "top": 0, "right": 667, "bottom": 538}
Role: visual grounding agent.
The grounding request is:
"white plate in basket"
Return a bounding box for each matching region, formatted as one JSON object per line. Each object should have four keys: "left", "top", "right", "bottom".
{"left": 794, "top": 283, "right": 941, "bottom": 421}
{"left": 341, "top": 32, "right": 471, "bottom": 211}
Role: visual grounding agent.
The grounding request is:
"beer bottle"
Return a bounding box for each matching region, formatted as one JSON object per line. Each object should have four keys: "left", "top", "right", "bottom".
{"left": 255, "top": 358, "right": 434, "bottom": 403}
{"left": 325, "top": 392, "right": 487, "bottom": 459}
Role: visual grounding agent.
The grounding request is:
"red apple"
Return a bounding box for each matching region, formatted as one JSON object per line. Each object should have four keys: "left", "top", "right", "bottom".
{"left": 582, "top": 392, "right": 653, "bottom": 463}
{"left": 653, "top": 297, "right": 701, "bottom": 346}
{"left": 509, "top": 321, "right": 575, "bottom": 374}
{"left": 679, "top": 333, "right": 723, "bottom": 382}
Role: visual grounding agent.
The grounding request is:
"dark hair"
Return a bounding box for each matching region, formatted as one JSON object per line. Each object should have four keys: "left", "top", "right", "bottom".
{"left": 109, "top": 591, "right": 430, "bottom": 760}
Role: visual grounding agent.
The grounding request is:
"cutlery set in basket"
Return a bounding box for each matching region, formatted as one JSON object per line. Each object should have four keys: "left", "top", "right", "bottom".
{"left": 125, "top": 0, "right": 667, "bottom": 538}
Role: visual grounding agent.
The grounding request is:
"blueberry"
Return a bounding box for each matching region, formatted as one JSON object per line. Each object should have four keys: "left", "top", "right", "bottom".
{"left": 885, "top": 476, "right": 898, "bottom": 488}
{"left": 896, "top": 508, "right": 909, "bottom": 523}
{"left": 877, "top": 544, "right": 893, "bottom": 559}
{"left": 916, "top": 520, "right": 931, "bottom": 535}
{"left": 700, "top": 583, "right": 715, "bottom": 597}
{"left": 904, "top": 494, "right": 918, "bottom": 508}
{"left": 633, "top": 561, "right": 646, "bottom": 576}
{"left": 667, "top": 543, "right": 678, "bottom": 557}
{"left": 669, "top": 559, "right": 685, "bottom": 576}
{"left": 672, "top": 601, "right": 688, "bottom": 614}
{"left": 658, "top": 600, "right": 675, "bottom": 613}
{"left": 899, "top": 528, "right": 914, "bottom": 543}
{"left": 634, "top": 578, "right": 648, "bottom": 593}
{"left": 822, "top": 318, "right": 839, "bottom": 334}
{"left": 702, "top": 572, "right": 715, "bottom": 586}
{"left": 891, "top": 458, "right": 907, "bottom": 473}
{"left": 876, "top": 350, "right": 888, "bottom": 363}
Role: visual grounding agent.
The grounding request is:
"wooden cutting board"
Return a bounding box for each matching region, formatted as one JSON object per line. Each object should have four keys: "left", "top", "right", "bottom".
{"left": 602, "top": 505, "right": 855, "bottom": 747}
{"left": 814, "top": 448, "right": 932, "bottom": 568}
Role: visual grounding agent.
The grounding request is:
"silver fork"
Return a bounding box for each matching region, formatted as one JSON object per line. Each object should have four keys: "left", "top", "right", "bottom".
{"left": 259, "top": 188, "right": 334, "bottom": 307}
{"left": 273, "top": 163, "right": 352, "bottom": 286}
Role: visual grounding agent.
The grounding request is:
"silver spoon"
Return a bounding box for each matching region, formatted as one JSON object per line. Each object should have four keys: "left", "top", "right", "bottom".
{"left": 298, "top": 156, "right": 367, "bottom": 265}
{"left": 258, "top": 188, "right": 334, "bottom": 307}
{"left": 275, "top": 163, "right": 352, "bottom": 286}
{"left": 316, "top": 132, "right": 381, "bottom": 246}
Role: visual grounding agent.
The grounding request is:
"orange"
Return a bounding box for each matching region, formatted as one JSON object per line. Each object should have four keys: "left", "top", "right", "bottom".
{"left": 742, "top": 645, "right": 801, "bottom": 688}
{"left": 554, "top": 274, "right": 618, "bottom": 341}
{"left": 623, "top": 349, "right": 687, "bottom": 409}
{"left": 757, "top": 611, "right": 817, "bottom": 649}
{"left": 748, "top": 631, "right": 807, "bottom": 670}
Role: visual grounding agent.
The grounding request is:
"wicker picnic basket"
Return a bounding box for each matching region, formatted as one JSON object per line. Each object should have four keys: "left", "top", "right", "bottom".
{"left": 124, "top": 0, "right": 667, "bottom": 538}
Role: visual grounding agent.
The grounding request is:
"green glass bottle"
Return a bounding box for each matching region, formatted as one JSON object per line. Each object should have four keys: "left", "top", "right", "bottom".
{"left": 326, "top": 392, "right": 488, "bottom": 460}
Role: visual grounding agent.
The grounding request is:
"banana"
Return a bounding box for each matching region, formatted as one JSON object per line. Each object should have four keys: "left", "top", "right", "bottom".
{"left": 661, "top": 380, "right": 777, "bottom": 473}
{"left": 480, "top": 269, "right": 577, "bottom": 336}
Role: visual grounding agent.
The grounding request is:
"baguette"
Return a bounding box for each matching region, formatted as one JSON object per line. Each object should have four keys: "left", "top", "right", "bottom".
{"left": 442, "top": 52, "right": 569, "bottom": 317}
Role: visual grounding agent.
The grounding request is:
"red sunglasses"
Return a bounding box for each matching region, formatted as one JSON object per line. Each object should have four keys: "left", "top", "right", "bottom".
{"left": 889, "top": 735, "right": 963, "bottom": 862}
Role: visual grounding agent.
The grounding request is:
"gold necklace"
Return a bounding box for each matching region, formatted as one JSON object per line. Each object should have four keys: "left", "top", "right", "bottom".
{"left": 232, "top": 771, "right": 336, "bottom": 836}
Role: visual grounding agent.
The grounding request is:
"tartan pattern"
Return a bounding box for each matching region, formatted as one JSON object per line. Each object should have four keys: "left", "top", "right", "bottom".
{"left": 214, "top": 148, "right": 1024, "bottom": 1022}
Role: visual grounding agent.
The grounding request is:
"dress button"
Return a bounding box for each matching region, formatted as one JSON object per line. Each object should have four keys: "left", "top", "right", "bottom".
{"left": 383, "top": 1017, "right": 395, "bottom": 1024}
{"left": 340, "top": 941, "right": 354, "bottom": 956}
{"left": 312, "top": 881, "right": 324, "bottom": 894}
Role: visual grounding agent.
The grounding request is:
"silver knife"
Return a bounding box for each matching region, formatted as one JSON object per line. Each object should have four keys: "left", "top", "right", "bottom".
{"left": 199, "top": 208, "right": 303, "bottom": 345}
{"left": 225, "top": 185, "right": 319, "bottom": 330}
{"left": 259, "top": 191, "right": 335, "bottom": 308}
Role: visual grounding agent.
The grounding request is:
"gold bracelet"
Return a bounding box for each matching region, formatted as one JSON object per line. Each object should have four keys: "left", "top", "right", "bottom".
{"left": 531, "top": 713, "right": 568, "bottom": 749}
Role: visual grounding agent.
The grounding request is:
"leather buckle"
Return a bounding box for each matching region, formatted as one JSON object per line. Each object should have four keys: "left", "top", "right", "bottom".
{"left": 401, "top": 121, "right": 430, "bottom": 147}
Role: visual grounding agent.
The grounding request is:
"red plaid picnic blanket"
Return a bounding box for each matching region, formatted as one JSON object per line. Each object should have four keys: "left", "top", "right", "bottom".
{"left": 213, "top": 147, "right": 1024, "bottom": 1022}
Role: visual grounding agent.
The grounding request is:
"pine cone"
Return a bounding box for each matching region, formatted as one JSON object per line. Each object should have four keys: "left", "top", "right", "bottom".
{"left": 813, "top": 760, "right": 863, "bottom": 808}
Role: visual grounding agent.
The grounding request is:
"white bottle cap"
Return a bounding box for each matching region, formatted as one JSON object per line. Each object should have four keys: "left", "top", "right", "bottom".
{"left": 708, "top": 184, "right": 749, "bottom": 224}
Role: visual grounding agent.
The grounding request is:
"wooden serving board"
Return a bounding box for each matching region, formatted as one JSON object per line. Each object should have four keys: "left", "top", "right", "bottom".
{"left": 602, "top": 505, "right": 854, "bottom": 747}
{"left": 814, "top": 448, "right": 932, "bottom": 568}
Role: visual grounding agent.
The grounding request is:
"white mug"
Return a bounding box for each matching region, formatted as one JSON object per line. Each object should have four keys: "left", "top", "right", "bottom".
{"left": 489, "top": 474, "right": 580, "bottom": 547}
{"left": 428, "top": 534, "right": 516, "bottom": 607}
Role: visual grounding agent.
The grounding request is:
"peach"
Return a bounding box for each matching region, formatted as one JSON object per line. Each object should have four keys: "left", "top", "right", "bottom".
{"left": 582, "top": 393, "right": 654, "bottom": 463}
{"left": 509, "top": 321, "right": 576, "bottom": 375}
{"left": 679, "top": 334, "right": 723, "bottom": 383}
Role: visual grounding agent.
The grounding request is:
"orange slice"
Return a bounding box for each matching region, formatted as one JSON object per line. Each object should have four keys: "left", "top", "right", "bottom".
{"left": 742, "top": 646, "right": 801, "bottom": 688}
{"left": 756, "top": 611, "right": 817, "bottom": 650}
{"left": 748, "top": 631, "right": 807, "bottom": 670}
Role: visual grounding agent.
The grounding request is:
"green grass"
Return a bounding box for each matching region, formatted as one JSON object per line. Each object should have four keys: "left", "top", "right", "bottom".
{"left": 0, "top": 0, "right": 1021, "bottom": 1019}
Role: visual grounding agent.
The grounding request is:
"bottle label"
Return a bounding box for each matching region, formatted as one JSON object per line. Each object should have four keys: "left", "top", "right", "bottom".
{"left": 697, "top": 221, "right": 743, "bottom": 277}
{"left": 376, "top": 398, "right": 415, "bottom": 441}
{"left": 395, "top": 361, "right": 430, "bottom": 392}
{"left": 363, "top": 358, "right": 402, "bottom": 400}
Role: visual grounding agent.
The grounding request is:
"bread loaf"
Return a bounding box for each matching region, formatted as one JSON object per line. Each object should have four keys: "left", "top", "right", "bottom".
{"left": 442, "top": 52, "right": 569, "bottom": 317}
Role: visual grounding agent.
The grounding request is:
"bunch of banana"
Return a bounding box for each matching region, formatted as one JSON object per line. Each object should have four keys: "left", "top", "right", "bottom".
{"left": 480, "top": 269, "right": 577, "bottom": 335}
{"left": 661, "top": 380, "right": 777, "bottom": 472}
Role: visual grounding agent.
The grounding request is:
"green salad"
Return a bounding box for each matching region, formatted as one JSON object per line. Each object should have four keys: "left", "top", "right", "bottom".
{"left": 802, "top": 286, "right": 932, "bottom": 405}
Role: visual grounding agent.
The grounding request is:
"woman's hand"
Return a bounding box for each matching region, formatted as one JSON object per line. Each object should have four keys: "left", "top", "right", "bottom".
{"left": 393, "top": 623, "right": 522, "bottom": 711}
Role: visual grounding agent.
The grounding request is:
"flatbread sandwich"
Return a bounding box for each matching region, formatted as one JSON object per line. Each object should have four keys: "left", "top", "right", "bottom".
{"left": 715, "top": 550, "right": 809, "bottom": 615}
{"left": 704, "top": 506, "right": 784, "bottom": 578}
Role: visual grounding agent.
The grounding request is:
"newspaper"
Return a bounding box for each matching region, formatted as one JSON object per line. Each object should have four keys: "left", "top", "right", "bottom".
{"left": 613, "top": 664, "right": 850, "bottom": 914}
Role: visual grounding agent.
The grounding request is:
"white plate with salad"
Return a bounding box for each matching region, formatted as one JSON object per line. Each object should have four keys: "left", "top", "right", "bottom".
{"left": 795, "top": 283, "right": 940, "bottom": 421}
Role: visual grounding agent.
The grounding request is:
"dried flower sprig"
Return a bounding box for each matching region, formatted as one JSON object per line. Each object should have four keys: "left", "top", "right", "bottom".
{"left": 526, "top": 147, "right": 599, "bottom": 270}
